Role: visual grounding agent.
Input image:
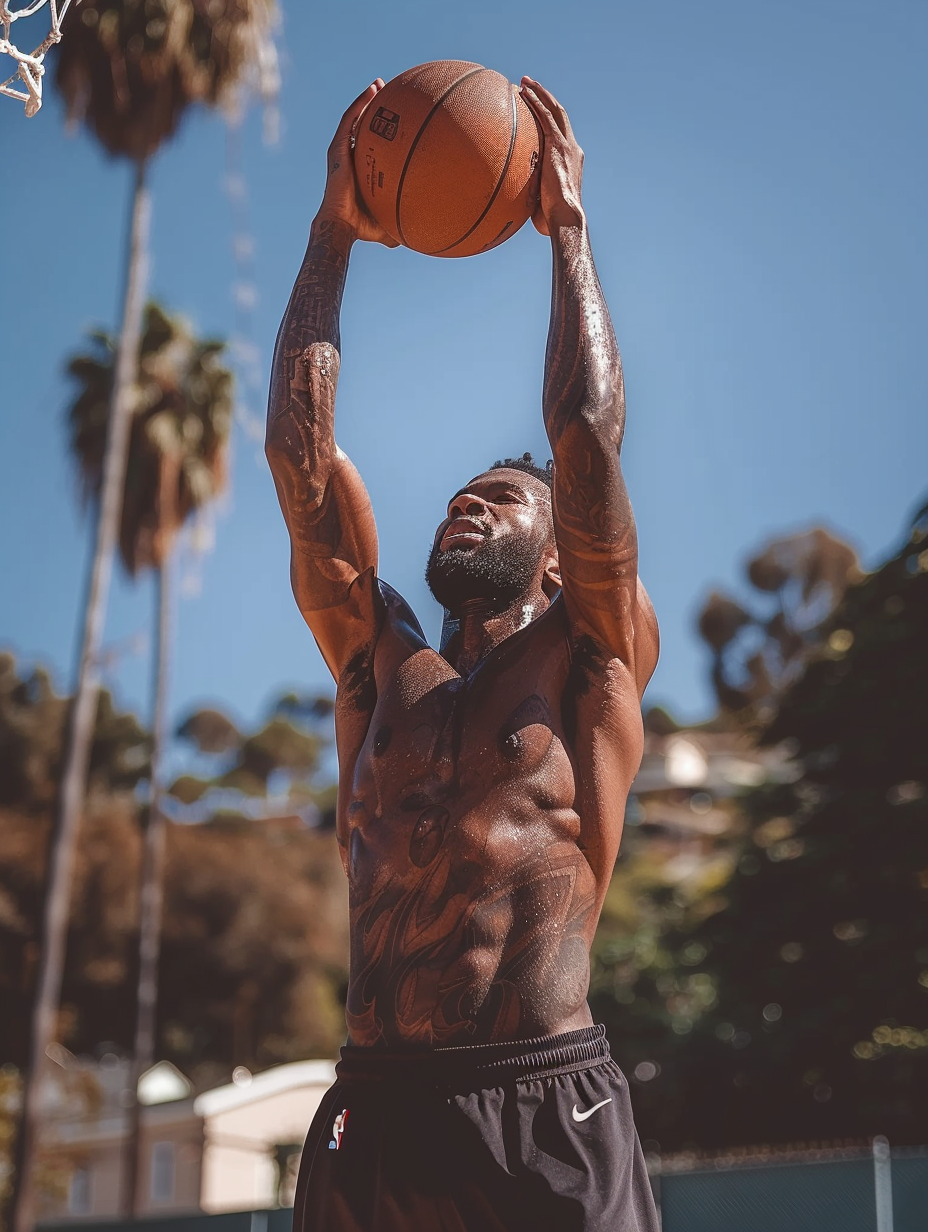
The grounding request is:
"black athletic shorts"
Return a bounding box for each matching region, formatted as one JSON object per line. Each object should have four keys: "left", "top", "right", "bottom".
{"left": 292, "top": 1024, "right": 660, "bottom": 1232}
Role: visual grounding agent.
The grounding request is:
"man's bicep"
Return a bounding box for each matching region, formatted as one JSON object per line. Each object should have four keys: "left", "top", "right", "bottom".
{"left": 552, "top": 419, "right": 641, "bottom": 664}
{"left": 632, "top": 579, "right": 660, "bottom": 696}
{"left": 269, "top": 450, "right": 381, "bottom": 681}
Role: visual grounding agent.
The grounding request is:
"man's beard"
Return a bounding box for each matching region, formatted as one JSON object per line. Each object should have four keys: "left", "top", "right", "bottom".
{"left": 425, "top": 533, "right": 539, "bottom": 613}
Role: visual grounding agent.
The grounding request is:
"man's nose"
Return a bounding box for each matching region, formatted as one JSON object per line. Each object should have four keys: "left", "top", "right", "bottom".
{"left": 448, "top": 492, "right": 488, "bottom": 519}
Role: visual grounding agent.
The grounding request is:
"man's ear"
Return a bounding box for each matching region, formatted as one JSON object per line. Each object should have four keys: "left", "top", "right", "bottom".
{"left": 542, "top": 555, "right": 562, "bottom": 600}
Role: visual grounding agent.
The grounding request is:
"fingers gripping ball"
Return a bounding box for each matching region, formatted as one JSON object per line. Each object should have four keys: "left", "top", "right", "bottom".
{"left": 352, "top": 61, "right": 541, "bottom": 258}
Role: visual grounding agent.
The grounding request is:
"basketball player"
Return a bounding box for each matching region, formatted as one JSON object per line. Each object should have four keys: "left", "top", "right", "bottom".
{"left": 266, "top": 76, "right": 660, "bottom": 1232}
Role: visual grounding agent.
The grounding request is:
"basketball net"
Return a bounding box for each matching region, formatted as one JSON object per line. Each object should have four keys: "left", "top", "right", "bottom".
{"left": 1, "top": 0, "right": 79, "bottom": 117}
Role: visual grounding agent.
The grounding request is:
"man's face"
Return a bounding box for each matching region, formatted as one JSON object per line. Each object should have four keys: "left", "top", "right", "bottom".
{"left": 425, "top": 469, "right": 556, "bottom": 612}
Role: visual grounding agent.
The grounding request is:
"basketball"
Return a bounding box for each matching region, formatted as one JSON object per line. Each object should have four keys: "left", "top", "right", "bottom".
{"left": 352, "top": 61, "right": 541, "bottom": 258}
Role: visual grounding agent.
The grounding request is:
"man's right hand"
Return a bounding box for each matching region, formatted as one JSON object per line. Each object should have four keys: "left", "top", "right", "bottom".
{"left": 520, "top": 78, "right": 585, "bottom": 236}
{"left": 317, "top": 81, "right": 400, "bottom": 247}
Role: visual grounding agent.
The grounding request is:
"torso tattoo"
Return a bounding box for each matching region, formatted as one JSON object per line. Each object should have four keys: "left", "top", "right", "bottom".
{"left": 337, "top": 585, "right": 635, "bottom": 1048}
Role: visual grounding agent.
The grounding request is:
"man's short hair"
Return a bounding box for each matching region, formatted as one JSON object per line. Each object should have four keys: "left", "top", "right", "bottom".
{"left": 488, "top": 452, "right": 554, "bottom": 492}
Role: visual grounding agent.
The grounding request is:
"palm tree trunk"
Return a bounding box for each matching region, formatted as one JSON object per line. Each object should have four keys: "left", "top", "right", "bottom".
{"left": 11, "top": 158, "right": 151, "bottom": 1232}
{"left": 122, "top": 553, "right": 172, "bottom": 1217}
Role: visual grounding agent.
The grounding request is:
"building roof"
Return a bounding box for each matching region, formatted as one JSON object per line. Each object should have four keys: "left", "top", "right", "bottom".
{"left": 138, "top": 1060, "right": 193, "bottom": 1105}
{"left": 633, "top": 730, "right": 795, "bottom": 796}
{"left": 193, "top": 1059, "right": 336, "bottom": 1117}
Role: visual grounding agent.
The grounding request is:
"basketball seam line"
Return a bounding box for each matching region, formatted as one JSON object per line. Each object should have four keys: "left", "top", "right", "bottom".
{"left": 433, "top": 84, "right": 520, "bottom": 256}
{"left": 394, "top": 64, "right": 487, "bottom": 250}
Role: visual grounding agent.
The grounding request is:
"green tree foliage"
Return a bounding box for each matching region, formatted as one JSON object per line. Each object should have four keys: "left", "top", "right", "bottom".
{"left": 0, "top": 655, "right": 150, "bottom": 1066}
{"left": 590, "top": 822, "right": 730, "bottom": 1145}
{"left": 612, "top": 497, "right": 928, "bottom": 1150}
{"left": 0, "top": 655, "right": 148, "bottom": 813}
{"left": 0, "top": 805, "right": 347, "bottom": 1082}
{"left": 171, "top": 691, "right": 336, "bottom": 822}
{"left": 697, "top": 528, "right": 861, "bottom": 724}
{"left": 0, "top": 660, "right": 347, "bottom": 1086}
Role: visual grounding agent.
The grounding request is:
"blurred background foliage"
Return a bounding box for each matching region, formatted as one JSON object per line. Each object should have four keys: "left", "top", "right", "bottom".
{"left": 67, "top": 301, "right": 234, "bottom": 580}
{"left": 696, "top": 526, "right": 862, "bottom": 726}
{"left": 591, "top": 496, "right": 928, "bottom": 1149}
{"left": 0, "top": 661, "right": 346, "bottom": 1090}
{"left": 55, "top": 0, "right": 278, "bottom": 161}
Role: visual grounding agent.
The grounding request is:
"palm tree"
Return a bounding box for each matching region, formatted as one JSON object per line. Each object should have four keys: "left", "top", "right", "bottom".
{"left": 11, "top": 6, "right": 274, "bottom": 1230}
{"left": 67, "top": 301, "right": 234, "bottom": 1213}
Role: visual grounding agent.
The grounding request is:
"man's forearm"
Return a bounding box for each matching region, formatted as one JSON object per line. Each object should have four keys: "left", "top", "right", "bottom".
{"left": 543, "top": 221, "right": 625, "bottom": 450}
{"left": 543, "top": 220, "right": 636, "bottom": 587}
{"left": 267, "top": 214, "right": 355, "bottom": 438}
{"left": 266, "top": 214, "right": 358, "bottom": 514}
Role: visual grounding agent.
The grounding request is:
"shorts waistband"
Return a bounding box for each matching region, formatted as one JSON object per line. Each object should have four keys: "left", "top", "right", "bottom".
{"left": 336, "top": 1024, "right": 611, "bottom": 1088}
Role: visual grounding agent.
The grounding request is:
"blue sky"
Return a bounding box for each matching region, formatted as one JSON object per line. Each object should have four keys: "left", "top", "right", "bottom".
{"left": 1, "top": 0, "right": 925, "bottom": 738}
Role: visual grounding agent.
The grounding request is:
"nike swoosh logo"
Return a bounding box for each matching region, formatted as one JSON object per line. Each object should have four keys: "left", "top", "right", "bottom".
{"left": 572, "top": 1098, "right": 613, "bottom": 1122}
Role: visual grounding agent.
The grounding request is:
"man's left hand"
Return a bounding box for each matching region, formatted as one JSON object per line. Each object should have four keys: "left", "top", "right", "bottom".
{"left": 520, "top": 77, "right": 585, "bottom": 236}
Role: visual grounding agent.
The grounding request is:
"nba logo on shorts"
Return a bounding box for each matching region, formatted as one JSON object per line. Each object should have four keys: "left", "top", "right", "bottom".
{"left": 328, "top": 1108, "right": 349, "bottom": 1150}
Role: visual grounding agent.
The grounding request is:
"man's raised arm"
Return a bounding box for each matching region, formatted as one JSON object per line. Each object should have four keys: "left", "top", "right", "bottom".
{"left": 521, "top": 78, "right": 657, "bottom": 689}
{"left": 265, "top": 80, "right": 398, "bottom": 682}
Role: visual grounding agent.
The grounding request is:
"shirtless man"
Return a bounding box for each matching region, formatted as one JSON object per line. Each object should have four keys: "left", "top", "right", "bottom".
{"left": 266, "top": 76, "right": 660, "bottom": 1232}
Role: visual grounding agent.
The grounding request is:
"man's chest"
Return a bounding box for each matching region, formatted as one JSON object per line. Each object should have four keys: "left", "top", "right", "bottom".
{"left": 349, "top": 645, "right": 576, "bottom": 819}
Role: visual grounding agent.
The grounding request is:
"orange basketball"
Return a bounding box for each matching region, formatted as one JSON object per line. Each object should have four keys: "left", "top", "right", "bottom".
{"left": 352, "top": 61, "right": 541, "bottom": 258}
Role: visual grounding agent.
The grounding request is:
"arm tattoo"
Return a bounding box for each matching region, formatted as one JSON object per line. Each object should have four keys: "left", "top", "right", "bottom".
{"left": 266, "top": 217, "right": 377, "bottom": 616}
{"left": 544, "top": 224, "right": 638, "bottom": 605}
{"left": 544, "top": 225, "right": 624, "bottom": 445}
{"left": 268, "top": 216, "right": 353, "bottom": 432}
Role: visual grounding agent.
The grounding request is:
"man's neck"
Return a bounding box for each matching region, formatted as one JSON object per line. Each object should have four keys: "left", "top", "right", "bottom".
{"left": 447, "top": 588, "right": 551, "bottom": 676}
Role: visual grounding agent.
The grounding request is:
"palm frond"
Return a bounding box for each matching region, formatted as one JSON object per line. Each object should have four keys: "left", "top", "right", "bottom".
{"left": 55, "top": 0, "right": 278, "bottom": 162}
{"left": 64, "top": 299, "right": 234, "bottom": 575}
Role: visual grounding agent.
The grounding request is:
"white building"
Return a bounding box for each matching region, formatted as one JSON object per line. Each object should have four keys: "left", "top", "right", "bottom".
{"left": 195, "top": 1061, "right": 335, "bottom": 1213}
{"left": 37, "top": 1055, "right": 336, "bottom": 1223}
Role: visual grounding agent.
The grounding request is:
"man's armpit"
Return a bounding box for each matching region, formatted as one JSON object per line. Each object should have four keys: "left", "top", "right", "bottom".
{"left": 559, "top": 576, "right": 649, "bottom": 681}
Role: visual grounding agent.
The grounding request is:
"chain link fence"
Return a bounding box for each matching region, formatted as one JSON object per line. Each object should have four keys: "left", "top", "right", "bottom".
{"left": 657, "top": 1145, "right": 928, "bottom": 1232}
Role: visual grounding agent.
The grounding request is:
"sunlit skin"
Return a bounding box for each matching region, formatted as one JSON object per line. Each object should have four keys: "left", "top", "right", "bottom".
{"left": 266, "top": 77, "right": 659, "bottom": 1046}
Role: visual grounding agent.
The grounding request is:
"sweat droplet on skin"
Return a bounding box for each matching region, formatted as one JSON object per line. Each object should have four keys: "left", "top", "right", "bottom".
{"left": 409, "top": 806, "right": 449, "bottom": 868}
